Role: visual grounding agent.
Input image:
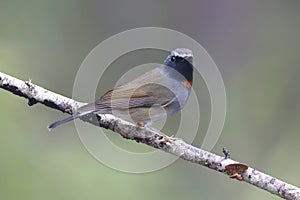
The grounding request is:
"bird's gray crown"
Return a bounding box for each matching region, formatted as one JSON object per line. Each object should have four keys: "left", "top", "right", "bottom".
{"left": 171, "top": 48, "right": 193, "bottom": 59}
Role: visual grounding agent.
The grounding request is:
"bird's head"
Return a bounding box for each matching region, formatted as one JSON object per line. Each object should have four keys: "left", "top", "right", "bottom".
{"left": 164, "top": 48, "right": 194, "bottom": 83}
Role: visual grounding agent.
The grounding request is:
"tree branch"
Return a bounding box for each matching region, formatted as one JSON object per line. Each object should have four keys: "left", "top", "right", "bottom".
{"left": 1, "top": 71, "right": 299, "bottom": 200}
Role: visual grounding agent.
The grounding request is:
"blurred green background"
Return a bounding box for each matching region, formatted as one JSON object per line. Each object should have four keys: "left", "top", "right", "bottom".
{"left": 1, "top": 0, "right": 300, "bottom": 199}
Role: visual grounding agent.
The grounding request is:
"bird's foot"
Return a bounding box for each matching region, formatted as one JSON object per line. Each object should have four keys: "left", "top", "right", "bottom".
{"left": 137, "top": 122, "right": 145, "bottom": 127}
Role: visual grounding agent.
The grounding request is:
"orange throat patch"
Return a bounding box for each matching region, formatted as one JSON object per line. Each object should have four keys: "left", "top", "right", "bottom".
{"left": 181, "top": 80, "right": 193, "bottom": 88}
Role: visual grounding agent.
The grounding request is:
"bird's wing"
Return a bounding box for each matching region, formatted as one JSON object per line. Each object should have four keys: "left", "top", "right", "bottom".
{"left": 108, "top": 82, "right": 175, "bottom": 105}
{"left": 78, "top": 83, "right": 175, "bottom": 113}
{"left": 77, "top": 67, "right": 177, "bottom": 113}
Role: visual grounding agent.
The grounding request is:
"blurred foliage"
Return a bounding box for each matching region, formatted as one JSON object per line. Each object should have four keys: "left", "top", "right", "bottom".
{"left": 1, "top": 0, "right": 300, "bottom": 199}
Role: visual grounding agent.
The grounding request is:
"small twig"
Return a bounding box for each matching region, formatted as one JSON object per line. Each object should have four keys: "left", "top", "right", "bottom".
{"left": 0, "top": 71, "right": 299, "bottom": 200}
{"left": 222, "top": 147, "right": 231, "bottom": 159}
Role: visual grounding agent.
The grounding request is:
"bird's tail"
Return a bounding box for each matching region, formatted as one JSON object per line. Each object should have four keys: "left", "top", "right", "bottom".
{"left": 48, "top": 112, "right": 90, "bottom": 131}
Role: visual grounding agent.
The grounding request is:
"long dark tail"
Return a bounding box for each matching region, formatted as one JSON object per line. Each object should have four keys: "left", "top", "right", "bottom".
{"left": 48, "top": 112, "right": 90, "bottom": 131}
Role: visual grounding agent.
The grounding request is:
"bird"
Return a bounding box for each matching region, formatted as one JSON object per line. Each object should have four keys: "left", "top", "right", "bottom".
{"left": 48, "top": 48, "right": 193, "bottom": 130}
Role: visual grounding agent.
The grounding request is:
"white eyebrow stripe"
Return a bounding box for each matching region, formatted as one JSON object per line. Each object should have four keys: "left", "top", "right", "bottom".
{"left": 172, "top": 49, "right": 193, "bottom": 58}
{"left": 172, "top": 52, "right": 193, "bottom": 58}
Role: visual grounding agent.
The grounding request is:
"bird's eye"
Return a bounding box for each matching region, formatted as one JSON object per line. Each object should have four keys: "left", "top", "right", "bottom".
{"left": 170, "top": 56, "right": 176, "bottom": 62}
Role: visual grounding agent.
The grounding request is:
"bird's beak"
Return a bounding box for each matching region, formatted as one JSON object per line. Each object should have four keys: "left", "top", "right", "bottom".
{"left": 184, "top": 56, "right": 193, "bottom": 64}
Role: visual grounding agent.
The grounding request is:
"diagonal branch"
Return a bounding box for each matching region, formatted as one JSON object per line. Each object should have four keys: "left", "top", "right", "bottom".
{"left": 0, "top": 71, "right": 299, "bottom": 200}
